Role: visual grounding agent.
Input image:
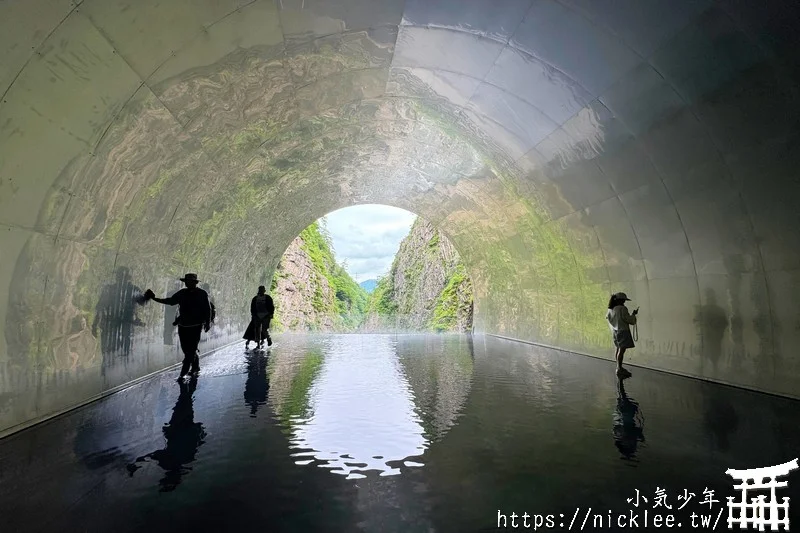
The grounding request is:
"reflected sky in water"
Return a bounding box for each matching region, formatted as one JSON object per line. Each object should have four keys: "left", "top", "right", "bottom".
{"left": 288, "top": 336, "right": 429, "bottom": 478}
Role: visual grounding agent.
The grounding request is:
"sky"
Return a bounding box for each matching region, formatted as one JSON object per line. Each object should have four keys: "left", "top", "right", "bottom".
{"left": 321, "top": 204, "right": 417, "bottom": 282}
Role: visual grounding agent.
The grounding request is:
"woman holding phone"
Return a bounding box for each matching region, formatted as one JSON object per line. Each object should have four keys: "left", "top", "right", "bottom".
{"left": 606, "top": 292, "right": 638, "bottom": 377}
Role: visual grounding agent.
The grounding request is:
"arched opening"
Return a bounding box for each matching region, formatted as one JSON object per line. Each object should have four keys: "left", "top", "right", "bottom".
{"left": 266, "top": 204, "right": 476, "bottom": 334}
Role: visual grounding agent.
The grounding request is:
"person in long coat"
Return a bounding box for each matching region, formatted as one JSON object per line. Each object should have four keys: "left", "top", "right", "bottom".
{"left": 244, "top": 285, "right": 273, "bottom": 350}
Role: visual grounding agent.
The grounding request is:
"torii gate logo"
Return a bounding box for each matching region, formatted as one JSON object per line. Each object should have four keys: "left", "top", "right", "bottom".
{"left": 726, "top": 458, "right": 798, "bottom": 530}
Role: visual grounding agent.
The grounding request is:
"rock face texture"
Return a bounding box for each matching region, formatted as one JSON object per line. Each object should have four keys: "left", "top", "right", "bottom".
{"left": 270, "top": 221, "right": 367, "bottom": 332}
{"left": 271, "top": 235, "right": 337, "bottom": 332}
{"left": 363, "top": 219, "right": 473, "bottom": 333}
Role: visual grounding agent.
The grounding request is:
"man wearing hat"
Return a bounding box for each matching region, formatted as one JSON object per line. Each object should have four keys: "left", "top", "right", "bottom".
{"left": 144, "top": 274, "right": 212, "bottom": 381}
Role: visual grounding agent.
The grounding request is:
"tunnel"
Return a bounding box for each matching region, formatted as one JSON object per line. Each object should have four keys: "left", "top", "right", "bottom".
{"left": 3, "top": 0, "right": 800, "bottom": 435}
{"left": 2, "top": 1, "right": 800, "bottom": 527}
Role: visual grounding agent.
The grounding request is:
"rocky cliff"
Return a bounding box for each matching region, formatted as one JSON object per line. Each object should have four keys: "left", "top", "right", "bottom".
{"left": 364, "top": 219, "right": 473, "bottom": 332}
{"left": 271, "top": 222, "right": 367, "bottom": 332}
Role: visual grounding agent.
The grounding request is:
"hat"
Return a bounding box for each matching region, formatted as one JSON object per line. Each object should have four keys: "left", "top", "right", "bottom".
{"left": 614, "top": 292, "right": 631, "bottom": 301}
{"left": 180, "top": 273, "right": 199, "bottom": 282}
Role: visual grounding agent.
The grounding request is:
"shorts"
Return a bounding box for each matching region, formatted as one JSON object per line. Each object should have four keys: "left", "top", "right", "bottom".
{"left": 613, "top": 329, "right": 635, "bottom": 349}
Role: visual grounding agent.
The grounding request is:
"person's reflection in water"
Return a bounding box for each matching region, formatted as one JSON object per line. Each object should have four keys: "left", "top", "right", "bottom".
{"left": 126, "top": 376, "right": 206, "bottom": 492}
{"left": 244, "top": 351, "right": 270, "bottom": 417}
{"left": 702, "top": 387, "right": 739, "bottom": 452}
{"left": 92, "top": 266, "right": 146, "bottom": 373}
{"left": 612, "top": 378, "right": 645, "bottom": 461}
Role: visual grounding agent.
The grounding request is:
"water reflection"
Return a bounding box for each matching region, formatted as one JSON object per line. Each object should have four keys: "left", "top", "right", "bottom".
{"left": 5, "top": 335, "right": 800, "bottom": 532}
{"left": 612, "top": 377, "right": 645, "bottom": 462}
{"left": 397, "top": 335, "right": 474, "bottom": 443}
{"left": 702, "top": 386, "right": 739, "bottom": 451}
{"left": 126, "top": 377, "right": 206, "bottom": 492}
{"left": 277, "top": 335, "right": 473, "bottom": 479}
{"left": 268, "top": 342, "right": 324, "bottom": 424}
{"left": 244, "top": 351, "right": 270, "bottom": 418}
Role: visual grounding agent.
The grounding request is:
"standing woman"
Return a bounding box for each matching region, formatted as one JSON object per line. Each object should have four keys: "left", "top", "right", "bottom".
{"left": 607, "top": 292, "right": 638, "bottom": 377}
{"left": 249, "top": 285, "right": 274, "bottom": 351}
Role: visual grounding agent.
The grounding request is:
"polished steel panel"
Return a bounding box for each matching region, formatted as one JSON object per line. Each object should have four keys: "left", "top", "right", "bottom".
{"left": 80, "top": 0, "right": 243, "bottom": 81}
{"left": 393, "top": 26, "right": 504, "bottom": 79}
{"left": 510, "top": 0, "right": 641, "bottom": 95}
{"left": 401, "top": 0, "right": 531, "bottom": 42}
{"left": 0, "top": 0, "right": 76, "bottom": 96}
{"left": 562, "top": 0, "right": 712, "bottom": 57}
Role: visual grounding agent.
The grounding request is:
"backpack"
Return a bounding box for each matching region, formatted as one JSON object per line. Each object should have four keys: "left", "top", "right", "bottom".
{"left": 254, "top": 295, "right": 269, "bottom": 314}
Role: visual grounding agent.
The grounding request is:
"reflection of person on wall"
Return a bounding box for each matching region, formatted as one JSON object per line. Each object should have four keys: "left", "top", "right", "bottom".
{"left": 126, "top": 376, "right": 206, "bottom": 492}
{"left": 243, "top": 351, "right": 270, "bottom": 417}
{"left": 606, "top": 292, "right": 638, "bottom": 378}
{"left": 144, "top": 273, "right": 211, "bottom": 381}
{"left": 246, "top": 286, "right": 274, "bottom": 350}
{"left": 613, "top": 377, "right": 645, "bottom": 460}
{"left": 92, "top": 266, "right": 145, "bottom": 373}
{"left": 694, "top": 289, "right": 729, "bottom": 375}
{"left": 701, "top": 387, "right": 739, "bottom": 452}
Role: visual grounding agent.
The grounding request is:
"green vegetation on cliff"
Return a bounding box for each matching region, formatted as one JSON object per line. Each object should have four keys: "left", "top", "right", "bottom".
{"left": 300, "top": 221, "right": 368, "bottom": 327}
{"left": 272, "top": 217, "right": 473, "bottom": 333}
{"left": 364, "top": 219, "right": 473, "bottom": 332}
{"left": 273, "top": 220, "right": 368, "bottom": 331}
{"left": 367, "top": 274, "right": 397, "bottom": 317}
{"left": 429, "top": 263, "right": 473, "bottom": 332}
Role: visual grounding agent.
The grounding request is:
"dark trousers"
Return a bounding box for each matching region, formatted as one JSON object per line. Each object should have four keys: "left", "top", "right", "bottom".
{"left": 254, "top": 315, "right": 271, "bottom": 345}
{"left": 178, "top": 325, "right": 202, "bottom": 375}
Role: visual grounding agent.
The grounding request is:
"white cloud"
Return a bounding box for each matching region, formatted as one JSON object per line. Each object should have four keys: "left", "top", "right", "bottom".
{"left": 322, "top": 205, "right": 417, "bottom": 281}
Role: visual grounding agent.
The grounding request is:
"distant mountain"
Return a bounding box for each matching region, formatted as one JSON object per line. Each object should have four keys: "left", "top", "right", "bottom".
{"left": 359, "top": 279, "right": 378, "bottom": 294}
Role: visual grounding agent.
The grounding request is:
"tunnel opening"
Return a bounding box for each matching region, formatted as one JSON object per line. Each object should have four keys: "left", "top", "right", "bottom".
{"left": 2, "top": 1, "right": 800, "bottom": 530}
{"left": 267, "top": 204, "right": 475, "bottom": 334}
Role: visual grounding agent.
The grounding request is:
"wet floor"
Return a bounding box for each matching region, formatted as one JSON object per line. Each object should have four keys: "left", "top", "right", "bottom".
{"left": 1, "top": 334, "right": 798, "bottom": 532}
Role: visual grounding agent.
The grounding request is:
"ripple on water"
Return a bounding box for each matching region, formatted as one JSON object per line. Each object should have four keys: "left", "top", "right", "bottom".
{"left": 275, "top": 334, "right": 473, "bottom": 478}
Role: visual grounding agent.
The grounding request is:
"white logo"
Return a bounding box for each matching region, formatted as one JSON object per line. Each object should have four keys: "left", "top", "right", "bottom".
{"left": 726, "top": 458, "right": 798, "bottom": 531}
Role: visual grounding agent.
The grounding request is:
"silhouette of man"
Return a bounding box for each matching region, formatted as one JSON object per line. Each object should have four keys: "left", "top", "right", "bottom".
{"left": 250, "top": 285, "right": 274, "bottom": 350}
{"left": 126, "top": 376, "right": 206, "bottom": 492}
{"left": 145, "top": 273, "right": 211, "bottom": 380}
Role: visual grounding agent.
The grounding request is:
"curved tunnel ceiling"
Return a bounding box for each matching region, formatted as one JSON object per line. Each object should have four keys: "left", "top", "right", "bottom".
{"left": 1, "top": 0, "right": 800, "bottom": 433}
